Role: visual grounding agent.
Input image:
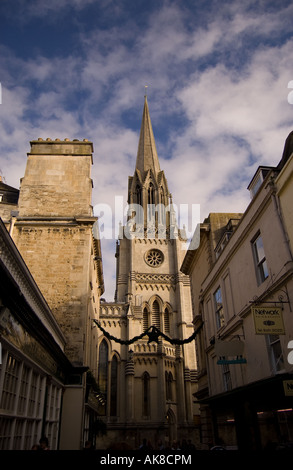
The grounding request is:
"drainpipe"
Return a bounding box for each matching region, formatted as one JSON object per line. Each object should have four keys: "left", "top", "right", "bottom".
{"left": 9, "top": 211, "right": 18, "bottom": 237}
{"left": 268, "top": 175, "right": 293, "bottom": 263}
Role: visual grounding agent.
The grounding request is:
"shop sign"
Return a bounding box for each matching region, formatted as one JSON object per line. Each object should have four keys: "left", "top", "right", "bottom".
{"left": 283, "top": 380, "right": 293, "bottom": 397}
{"left": 217, "top": 358, "right": 247, "bottom": 365}
{"left": 214, "top": 339, "right": 247, "bottom": 365}
{"left": 252, "top": 306, "right": 285, "bottom": 335}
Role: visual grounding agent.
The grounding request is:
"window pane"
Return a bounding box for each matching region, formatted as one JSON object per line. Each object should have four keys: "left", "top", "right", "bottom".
{"left": 255, "top": 236, "right": 265, "bottom": 262}
{"left": 222, "top": 364, "right": 232, "bottom": 391}
{"left": 268, "top": 335, "right": 284, "bottom": 372}
{"left": 253, "top": 234, "right": 269, "bottom": 283}
{"left": 214, "top": 287, "right": 225, "bottom": 329}
{"left": 261, "top": 259, "right": 269, "bottom": 280}
{"left": 18, "top": 366, "right": 30, "bottom": 415}
{"left": 214, "top": 287, "right": 222, "bottom": 308}
{"left": 1, "top": 354, "right": 20, "bottom": 412}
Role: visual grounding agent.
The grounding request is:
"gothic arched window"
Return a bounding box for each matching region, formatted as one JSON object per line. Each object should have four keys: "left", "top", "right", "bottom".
{"left": 159, "top": 187, "right": 166, "bottom": 225}
{"left": 110, "top": 355, "right": 118, "bottom": 416}
{"left": 136, "top": 184, "right": 142, "bottom": 206}
{"left": 98, "top": 340, "right": 108, "bottom": 415}
{"left": 148, "top": 182, "right": 154, "bottom": 205}
{"left": 143, "top": 307, "right": 149, "bottom": 332}
{"left": 142, "top": 372, "right": 150, "bottom": 417}
{"left": 152, "top": 300, "right": 160, "bottom": 329}
{"left": 164, "top": 308, "right": 170, "bottom": 334}
{"left": 165, "top": 371, "right": 173, "bottom": 401}
{"left": 148, "top": 182, "right": 155, "bottom": 221}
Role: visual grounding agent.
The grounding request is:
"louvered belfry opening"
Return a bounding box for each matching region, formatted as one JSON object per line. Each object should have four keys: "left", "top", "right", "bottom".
{"left": 143, "top": 307, "right": 149, "bottom": 332}
{"left": 152, "top": 300, "right": 160, "bottom": 329}
{"left": 164, "top": 308, "right": 170, "bottom": 334}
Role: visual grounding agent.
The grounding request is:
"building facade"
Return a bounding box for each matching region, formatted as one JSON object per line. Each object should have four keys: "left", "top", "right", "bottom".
{"left": 0, "top": 218, "right": 72, "bottom": 450}
{"left": 0, "top": 139, "right": 104, "bottom": 449}
{"left": 182, "top": 133, "right": 293, "bottom": 450}
{"left": 97, "top": 97, "right": 199, "bottom": 449}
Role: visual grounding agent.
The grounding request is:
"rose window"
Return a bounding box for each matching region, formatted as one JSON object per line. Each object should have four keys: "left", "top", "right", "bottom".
{"left": 145, "top": 249, "right": 164, "bottom": 267}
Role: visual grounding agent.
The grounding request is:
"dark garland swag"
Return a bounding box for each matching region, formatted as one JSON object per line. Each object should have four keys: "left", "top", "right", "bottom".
{"left": 93, "top": 320, "right": 204, "bottom": 346}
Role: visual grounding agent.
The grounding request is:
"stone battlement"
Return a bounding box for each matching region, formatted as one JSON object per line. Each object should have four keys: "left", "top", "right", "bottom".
{"left": 28, "top": 138, "right": 93, "bottom": 156}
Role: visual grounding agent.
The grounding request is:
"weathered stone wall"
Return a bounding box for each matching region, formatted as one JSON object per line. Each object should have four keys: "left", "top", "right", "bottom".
{"left": 13, "top": 223, "right": 92, "bottom": 364}
{"left": 0, "top": 203, "right": 18, "bottom": 220}
{"left": 11, "top": 139, "right": 100, "bottom": 366}
{"left": 18, "top": 139, "right": 93, "bottom": 218}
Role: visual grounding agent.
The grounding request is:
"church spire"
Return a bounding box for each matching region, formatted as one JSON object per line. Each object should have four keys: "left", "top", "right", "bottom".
{"left": 135, "top": 95, "right": 160, "bottom": 176}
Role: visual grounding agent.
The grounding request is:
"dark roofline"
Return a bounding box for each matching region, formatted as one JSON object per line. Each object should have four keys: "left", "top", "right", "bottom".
{"left": 0, "top": 181, "right": 19, "bottom": 193}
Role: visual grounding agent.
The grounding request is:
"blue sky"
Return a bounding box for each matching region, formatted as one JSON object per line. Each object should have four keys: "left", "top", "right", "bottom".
{"left": 1, "top": 0, "right": 293, "bottom": 298}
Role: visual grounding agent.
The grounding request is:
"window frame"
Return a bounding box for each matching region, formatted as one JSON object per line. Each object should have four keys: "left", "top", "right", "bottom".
{"left": 266, "top": 334, "right": 285, "bottom": 373}
{"left": 222, "top": 363, "right": 232, "bottom": 391}
{"left": 251, "top": 232, "right": 269, "bottom": 285}
{"left": 213, "top": 286, "right": 225, "bottom": 330}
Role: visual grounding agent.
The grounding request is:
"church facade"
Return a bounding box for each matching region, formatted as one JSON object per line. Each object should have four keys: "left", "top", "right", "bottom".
{"left": 0, "top": 97, "right": 199, "bottom": 450}
{"left": 97, "top": 97, "right": 199, "bottom": 449}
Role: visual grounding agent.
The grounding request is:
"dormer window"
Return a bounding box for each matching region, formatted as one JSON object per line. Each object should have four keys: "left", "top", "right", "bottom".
{"left": 247, "top": 166, "right": 273, "bottom": 199}
{"left": 214, "top": 218, "right": 241, "bottom": 259}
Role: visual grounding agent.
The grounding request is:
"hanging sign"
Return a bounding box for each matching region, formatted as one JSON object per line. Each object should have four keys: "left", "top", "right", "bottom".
{"left": 252, "top": 306, "right": 285, "bottom": 335}
{"left": 283, "top": 380, "right": 293, "bottom": 397}
{"left": 214, "top": 338, "right": 246, "bottom": 365}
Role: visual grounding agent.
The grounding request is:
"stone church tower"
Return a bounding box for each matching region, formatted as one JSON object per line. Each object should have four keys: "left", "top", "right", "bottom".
{"left": 98, "top": 97, "right": 198, "bottom": 448}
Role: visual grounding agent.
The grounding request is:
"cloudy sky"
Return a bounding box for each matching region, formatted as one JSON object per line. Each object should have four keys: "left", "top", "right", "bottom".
{"left": 1, "top": 0, "right": 293, "bottom": 299}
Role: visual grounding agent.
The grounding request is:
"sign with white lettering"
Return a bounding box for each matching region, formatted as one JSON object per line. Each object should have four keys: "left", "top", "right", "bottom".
{"left": 252, "top": 306, "right": 285, "bottom": 335}
{"left": 283, "top": 380, "right": 293, "bottom": 396}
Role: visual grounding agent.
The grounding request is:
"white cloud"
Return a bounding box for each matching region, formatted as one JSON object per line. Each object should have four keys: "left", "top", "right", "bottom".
{"left": 171, "top": 39, "right": 293, "bottom": 220}
{"left": 1, "top": 0, "right": 293, "bottom": 299}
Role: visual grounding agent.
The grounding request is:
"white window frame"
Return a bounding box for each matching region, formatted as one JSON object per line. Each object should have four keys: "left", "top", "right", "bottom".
{"left": 252, "top": 232, "right": 269, "bottom": 285}
{"left": 214, "top": 286, "right": 225, "bottom": 330}
{"left": 0, "top": 348, "right": 62, "bottom": 450}
{"left": 267, "top": 334, "right": 285, "bottom": 374}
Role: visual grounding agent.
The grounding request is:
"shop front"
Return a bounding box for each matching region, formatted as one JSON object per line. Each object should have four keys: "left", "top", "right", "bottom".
{"left": 200, "top": 374, "right": 293, "bottom": 450}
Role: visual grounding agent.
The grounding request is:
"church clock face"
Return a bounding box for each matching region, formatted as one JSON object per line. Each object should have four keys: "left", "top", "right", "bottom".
{"left": 144, "top": 249, "right": 164, "bottom": 267}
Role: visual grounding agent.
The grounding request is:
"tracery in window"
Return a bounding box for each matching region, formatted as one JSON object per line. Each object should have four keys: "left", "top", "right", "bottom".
{"left": 145, "top": 249, "right": 164, "bottom": 267}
